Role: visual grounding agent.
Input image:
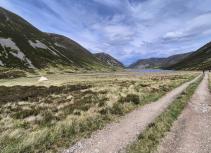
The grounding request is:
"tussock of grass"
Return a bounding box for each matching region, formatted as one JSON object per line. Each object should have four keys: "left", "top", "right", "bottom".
{"left": 126, "top": 76, "right": 202, "bottom": 153}
{"left": 118, "top": 94, "right": 140, "bottom": 105}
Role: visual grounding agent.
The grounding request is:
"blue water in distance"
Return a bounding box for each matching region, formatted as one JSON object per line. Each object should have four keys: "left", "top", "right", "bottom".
{"left": 127, "top": 69, "right": 174, "bottom": 73}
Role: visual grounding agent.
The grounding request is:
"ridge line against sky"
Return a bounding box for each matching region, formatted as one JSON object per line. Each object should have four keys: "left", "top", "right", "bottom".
{"left": 0, "top": 0, "right": 211, "bottom": 65}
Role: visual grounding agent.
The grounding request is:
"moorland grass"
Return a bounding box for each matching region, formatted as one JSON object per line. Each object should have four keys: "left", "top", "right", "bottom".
{"left": 0, "top": 68, "right": 26, "bottom": 79}
{"left": 0, "top": 72, "right": 199, "bottom": 153}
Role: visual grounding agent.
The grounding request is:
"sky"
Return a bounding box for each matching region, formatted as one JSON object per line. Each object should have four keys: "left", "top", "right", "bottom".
{"left": 0, "top": 0, "right": 211, "bottom": 65}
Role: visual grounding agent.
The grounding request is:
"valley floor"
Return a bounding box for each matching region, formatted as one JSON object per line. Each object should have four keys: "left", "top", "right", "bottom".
{"left": 0, "top": 71, "right": 201, "bottom": 153}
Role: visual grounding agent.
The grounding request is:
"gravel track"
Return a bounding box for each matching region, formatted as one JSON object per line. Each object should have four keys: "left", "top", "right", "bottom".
{"left": 157, "top": 73, "right": 211, "bottom": 153}
{"left": 63, "top": 75, "right": 201, "bottom": 153}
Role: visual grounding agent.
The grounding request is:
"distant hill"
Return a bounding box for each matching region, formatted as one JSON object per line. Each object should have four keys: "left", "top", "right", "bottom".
{"left": 167, "top": 42, "right": 211, "bottom": 70}
{"left": 129, "top": 52, "right": 192, "bottom": 69}
{"left": 0, "top": 7, "right": 112, "bottom": 71}
{"left": 94, "top": 53, "right": 124, "bottom": 68}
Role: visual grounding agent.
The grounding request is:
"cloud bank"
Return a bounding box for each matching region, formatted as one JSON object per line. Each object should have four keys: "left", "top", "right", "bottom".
{"left": 0, "top": 0, "right": 211, "bottom": 65}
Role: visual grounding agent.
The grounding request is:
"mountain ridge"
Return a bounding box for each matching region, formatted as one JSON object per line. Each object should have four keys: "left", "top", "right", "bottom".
{"left": 167, "top": 41, "right": 211, "bottom": 70}
{"left": 94, "top": 52, "right": 124, "bottom": 68}
{"left": 129, "top": 52, "right": 192, "bottom": 69}
{"left": 0, "top": 7, "right": 120, "bottom": 71}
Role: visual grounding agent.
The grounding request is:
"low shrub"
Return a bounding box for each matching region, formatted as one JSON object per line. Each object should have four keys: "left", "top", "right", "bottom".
{"left": 118, "top": 94, "right": 140, "bottom": 105}
{"left": 13, "top": 109, "right": 39, "bottom": 119}
{"left": 0, "top": 84, "right": 91, "bottom": 103}
{"left": 0, "top": 69, "right": 26, "bottom": 79}
{"left": 111, "top": 103, "right": 124, "bottom": 115}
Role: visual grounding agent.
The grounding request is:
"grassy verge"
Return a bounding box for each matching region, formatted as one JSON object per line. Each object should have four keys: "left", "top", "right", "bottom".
{"left": 126, "top": 75, "right": 202, "bottom": 153}
{"left": 209, "top": 73, "right": 211, "bottom": 91}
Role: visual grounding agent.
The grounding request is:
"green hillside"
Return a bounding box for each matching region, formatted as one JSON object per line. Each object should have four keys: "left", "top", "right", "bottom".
{"left": 94, "top": 52, "right": 124, "bottom": 68}
{"left": 0, "top": 7, "right": 113, "bottom": 71}
{"left": 129, "top": 52, "right": 192, "bottom": 69}
{"left": 168, "top": 42, "right": 211, "bottom": 70}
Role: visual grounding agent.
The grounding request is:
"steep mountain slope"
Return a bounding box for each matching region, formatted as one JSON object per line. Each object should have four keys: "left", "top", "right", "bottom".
{"left": 168, "top": 42, "right": 211, "bottom": 70}
{"left": 129, "top": 58, "right": 166, "bottom": 69}
{"left": 129, "top": 52, "right": 192, "bottom": 69}
{"left": 0, "top": 7, "right": 109, "bottom": 71}
{"left": 94, "top": 52, "right": 124, "bottom": 68}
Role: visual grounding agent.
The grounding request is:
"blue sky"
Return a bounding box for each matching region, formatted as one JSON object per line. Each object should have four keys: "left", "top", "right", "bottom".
{"left": 0, "top": 0, "right": 211, "bottom": 65}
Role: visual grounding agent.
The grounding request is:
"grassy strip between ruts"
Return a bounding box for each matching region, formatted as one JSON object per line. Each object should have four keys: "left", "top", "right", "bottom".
{"left": 209, "top": 73, "right": 211, "bottom": 91}
{"left": 126, "top": 75, "right": 203, "bottom": 153}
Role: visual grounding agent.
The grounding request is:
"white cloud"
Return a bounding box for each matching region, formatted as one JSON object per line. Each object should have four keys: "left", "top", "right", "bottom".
{"left": 164, "top": 31, "right": 184, "bottom": 39}
{"left": 163, "top": 12, "right": 211, "bottom": 41}
{"left": 103, "top": 25, "right": 134, "bottom": 41}
{"left": 93, "top": 0, "right": 125, "bottom": 8}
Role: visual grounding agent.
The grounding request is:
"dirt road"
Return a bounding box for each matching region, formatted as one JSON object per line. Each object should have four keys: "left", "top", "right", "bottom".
{"left": 63, "top": 75, "right": 200, "bottom": 153}
{"left": 157, "top": 73, "right": 211, "bottom": 153}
